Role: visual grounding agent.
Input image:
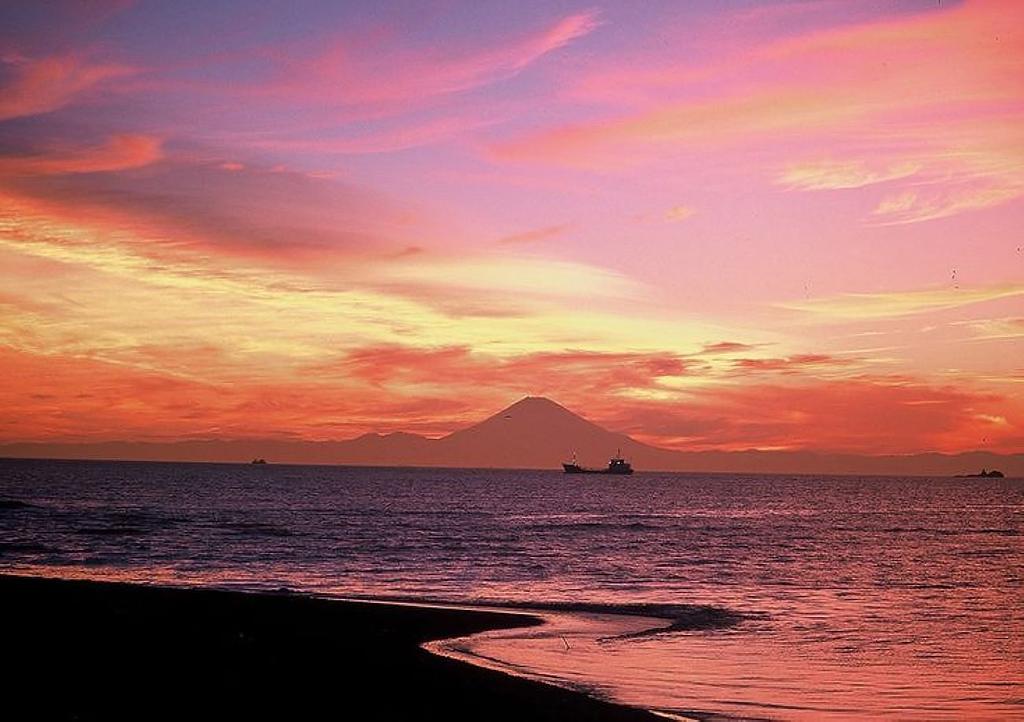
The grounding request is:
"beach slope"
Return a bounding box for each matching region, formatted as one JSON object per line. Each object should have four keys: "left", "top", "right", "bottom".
{"left": 3, "top": 575, "right": 658, "bottom": 721}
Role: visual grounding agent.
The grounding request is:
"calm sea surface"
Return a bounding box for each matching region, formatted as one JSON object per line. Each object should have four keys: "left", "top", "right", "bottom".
{"left": 1, "top": 458, "right": 1021, "bottom": 720}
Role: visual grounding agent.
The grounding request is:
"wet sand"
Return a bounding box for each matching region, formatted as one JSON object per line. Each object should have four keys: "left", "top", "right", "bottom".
{"left": 3, "top": 574, "right": 659, "bottom": 721}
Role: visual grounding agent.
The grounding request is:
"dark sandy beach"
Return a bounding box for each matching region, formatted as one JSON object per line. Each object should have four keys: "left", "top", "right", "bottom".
{"left": 3, "top": 575, "right": 659, "bottom": 721}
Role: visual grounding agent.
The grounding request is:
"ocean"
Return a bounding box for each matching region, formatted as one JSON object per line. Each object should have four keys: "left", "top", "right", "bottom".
{"left": 1, "top": 458, "right": 1021, "bottom": 720}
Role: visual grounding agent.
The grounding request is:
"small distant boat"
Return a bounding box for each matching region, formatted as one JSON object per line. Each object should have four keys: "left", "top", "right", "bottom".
{"left": 957, "top": 468, "right": 1004, "bottom": 478}
{"left": 250, "top": 458, "right": 268, "bottom": 465}
{"left": 563, "top": 449, "right": 634, "bottom": 475}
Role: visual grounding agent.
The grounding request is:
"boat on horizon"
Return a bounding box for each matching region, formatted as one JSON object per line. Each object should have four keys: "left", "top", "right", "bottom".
{"left": 563, "top": 450, "right": 634, "bottom": 475}
{"left": 956, "top": 468, "right": 1004, "bottom": 478}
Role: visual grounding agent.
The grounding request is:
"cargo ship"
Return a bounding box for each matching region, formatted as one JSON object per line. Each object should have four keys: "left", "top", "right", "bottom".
{"left": 562, "top": 450, "right": 634, "bottom": 475}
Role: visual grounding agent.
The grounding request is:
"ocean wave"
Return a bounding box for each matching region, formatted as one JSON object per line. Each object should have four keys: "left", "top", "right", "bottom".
{"left": 0, "top": 498, "right": 35, "bottom": 510}
{"left": 220, "top": 521, "right": 296, "bottom": 537}
{"left": 112, "top": 510, "right": 189, "bottom": 527}
{"left": 75, "top": 526, "right": 148, "bottom": 537}
{"left": 68, "top": 510, "right": 188, "bottom": 537}
{"left": 521, "top": 520, "right": 658, "bottom": 532}
{"left": 0, "top": 541, "right": 60, "bottom": 555}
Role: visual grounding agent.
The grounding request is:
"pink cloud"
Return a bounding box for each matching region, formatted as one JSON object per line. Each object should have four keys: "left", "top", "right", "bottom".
{"left": 2, "top": 158, "right": 425, "bottom": 262}
{"left": 0, "top": 53, "right": 133, "bottom": 121}
{"left": 235, "top": 11, "right": 600, "bottom": 116}
{"left": 0, "top": 134, "right": 163, "bottom": 176}
{"left": 118, "top": 11, "right": 599, "bottom": 158}
{"left": 241, "top": 111, "right": 500, "bottom": 155}
{"left": 490, "top": 1, "right": 1023, "bottom": 180}
{"left": 388, "top": 245, "right": 425, "bottom": 260}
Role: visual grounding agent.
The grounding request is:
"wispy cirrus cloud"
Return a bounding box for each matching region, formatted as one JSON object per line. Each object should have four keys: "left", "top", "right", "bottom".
{"left": 0, "top": 53, "right": 133, "bottom": 121}
{"left": 174, "top": 10, "right": 600, "bottom": 128}
{"left": 954, "top": 317, "right": 1024, "bottom": 342}
{"left": 778, "top": 283, "right": 1024, "bottom": 320}
{"left": 731, "top": 353, "right": 854, "bottom": 375}
{"left": 292, "top": 10, "right": 599, "bottom": 108}
{"left": 102, "top": 10, "right": 602, "bottom": 159}
{"left": 376, "top": 251, "right": 644, "bottom": 304}
{"left": 786, "top": 116, "right": 1024, "bottom": 225}
{"left": 777, "top": 158, "right": 921, "bottom": 191}
{"left": 871, "top": 174, "right": 1024, "bottom": 225}
{"left": 239, "top": 110, "right": 503, "bottom": 155}
{"left": 490, "top": 0, "right": 1024, "bottom": 225}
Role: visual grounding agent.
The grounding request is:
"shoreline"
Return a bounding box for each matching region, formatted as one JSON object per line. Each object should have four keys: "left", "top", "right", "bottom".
{"left": 3, "top": 574, "right": 661, "bottom": 721}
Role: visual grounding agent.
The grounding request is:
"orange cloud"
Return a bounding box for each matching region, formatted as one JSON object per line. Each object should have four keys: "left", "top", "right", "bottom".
{"left": 497, "top": 223, "right": 571, "bottom": 244}
{"left": 0, "top": 134, "right": 163, "bottom": 176}
{"left": 663, "top": 205, "right": 695, "bottom": 222}
{"left": 328, "top": 345, "right": 701, "bottom": 396}
{"left": 0, "top": 346, "right": 473, "bottom": 442}
{"left": 731, "top": 353, "right": 854, "bottom": 375}
{"left": 6, "top": 337, "right": 1014, "bottom": 455}
{"left": 617, "top": 377, "right": 1022, "bottom": 454}
{"left": 699, "top": 341, "right": 756, "bottom": 355}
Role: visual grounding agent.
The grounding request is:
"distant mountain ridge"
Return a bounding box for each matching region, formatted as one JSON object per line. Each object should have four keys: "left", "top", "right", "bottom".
{"left": 3, "top": 396, "right": 1022, "bottom": 476}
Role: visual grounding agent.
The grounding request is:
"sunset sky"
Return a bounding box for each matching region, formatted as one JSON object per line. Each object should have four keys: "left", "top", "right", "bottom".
{"left": 1, "top": 0, "right": 1021, "bottom": 454}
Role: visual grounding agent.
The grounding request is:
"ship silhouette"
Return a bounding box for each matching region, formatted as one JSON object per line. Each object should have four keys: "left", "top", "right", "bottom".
{"left": 957, "top": 468, "right": 1004, "bottom": 478}
{"left": 562, "top": 449, "right": 634, "bottom": 475}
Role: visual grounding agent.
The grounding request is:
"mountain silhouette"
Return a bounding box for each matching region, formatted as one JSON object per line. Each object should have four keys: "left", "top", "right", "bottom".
{"left": 433, "top": 396, "right": 662, "bottom": 468}
{"left": 2, "top": 396, "right": 1022, "bottom": 476}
